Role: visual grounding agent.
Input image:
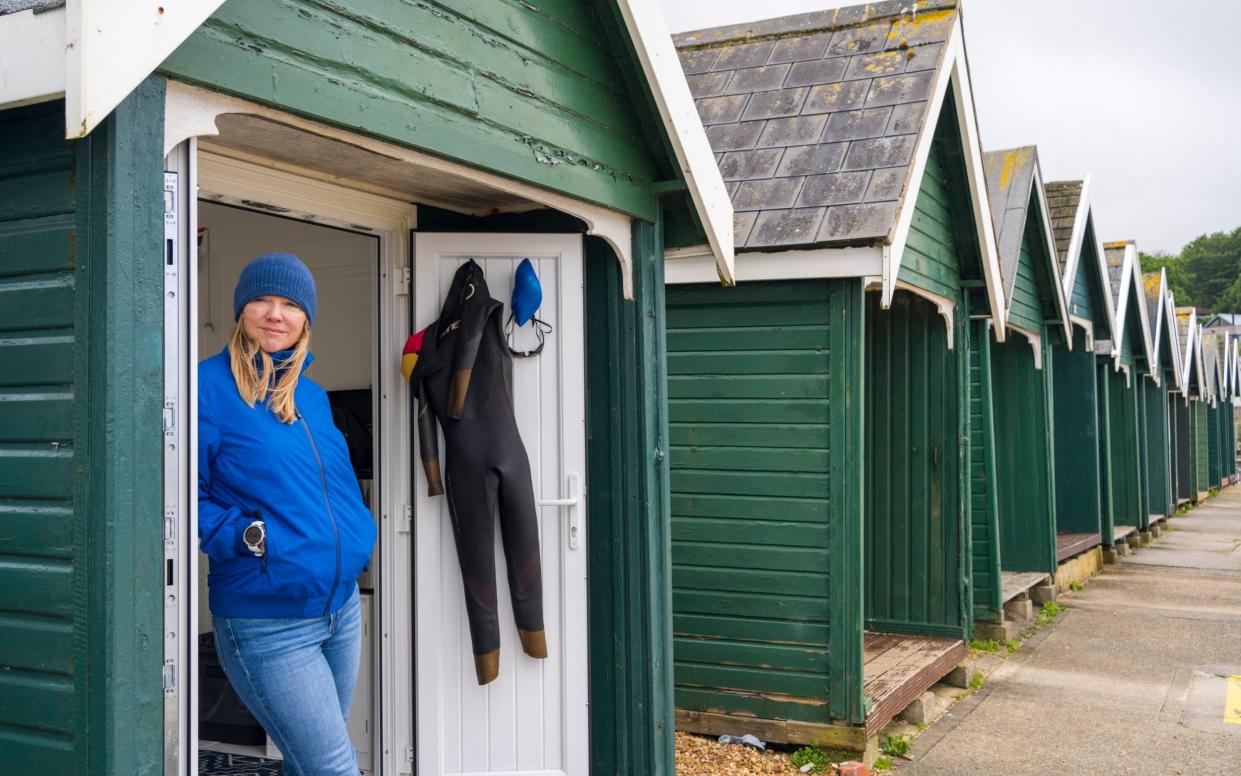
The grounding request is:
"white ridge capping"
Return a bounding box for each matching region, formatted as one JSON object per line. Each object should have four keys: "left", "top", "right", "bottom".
{"left": 615, "top": 0, "right": 735, "bottom": 286}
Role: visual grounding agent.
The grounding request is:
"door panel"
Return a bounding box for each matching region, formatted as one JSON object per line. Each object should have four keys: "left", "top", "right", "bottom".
{"left": 864, "top": 291, "right": 963, "bottom": 635}
{"left": 413, "top": 233, "right": 587, "bottom": 776}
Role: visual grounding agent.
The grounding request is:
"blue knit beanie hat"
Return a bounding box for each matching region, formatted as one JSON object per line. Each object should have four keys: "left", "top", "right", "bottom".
{"left": 233, "top": 252, "right": 317, "bottom": 324}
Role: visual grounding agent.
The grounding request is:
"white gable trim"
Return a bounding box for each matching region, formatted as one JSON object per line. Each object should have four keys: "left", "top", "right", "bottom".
{"left": 616, "top": 0, "right": 735, "bottom": 286}
{"left": 1058, "top": 179, "right": 1120, "bottom": 352}
{"left": 1112, "top": 243, "right": 1156, "bottom": 377}
{"left": 885, "top": 16, "right": 1007, "bottom": 341}
{"left": 664, "top": 244, "right": 880, "bottom": 285}
{"left": 1179, "top": 309, "right": 1199, "bottom": 390}
{"left": 1007, "top": 324, "right": 1044, "bottom": 369}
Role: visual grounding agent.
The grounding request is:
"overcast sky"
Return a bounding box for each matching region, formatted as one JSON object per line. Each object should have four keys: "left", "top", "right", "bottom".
{"left": 659, "top": 0, "right": 1241, "bottom": 255}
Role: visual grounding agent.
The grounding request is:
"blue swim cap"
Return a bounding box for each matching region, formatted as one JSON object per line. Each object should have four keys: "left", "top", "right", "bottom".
{"left": 511, "top": 258, "right": 542, "bottom": 326}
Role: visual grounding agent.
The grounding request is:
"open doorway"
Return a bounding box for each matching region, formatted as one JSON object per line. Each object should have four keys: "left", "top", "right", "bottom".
{"left": 193, "top": 200, "right": 382, "bottom": 775}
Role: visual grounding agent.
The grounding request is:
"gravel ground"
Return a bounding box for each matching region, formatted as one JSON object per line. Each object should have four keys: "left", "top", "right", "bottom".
{"left": 675, "top": 732, "right": 808, "bottom": 775}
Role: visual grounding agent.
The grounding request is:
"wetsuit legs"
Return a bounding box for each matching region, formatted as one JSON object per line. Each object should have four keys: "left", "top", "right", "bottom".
{"left": 445, "top": 464, "right": 546, "bottom": 685}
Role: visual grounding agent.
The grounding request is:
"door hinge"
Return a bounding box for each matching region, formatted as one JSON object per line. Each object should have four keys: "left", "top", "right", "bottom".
{"left": 398, "top": 503, "right": 412, "bottom": 534}
{"left": 395, "top": 266, "right": 411, "bottom": 296}
{"left": 399, "top": 743, "right": 414, "bottom": 774}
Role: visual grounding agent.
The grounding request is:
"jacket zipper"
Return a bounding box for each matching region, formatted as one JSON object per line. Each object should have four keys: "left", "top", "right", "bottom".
{"left": 299, "top": 412, "right": 342, "bottom": 617}
{"left": 254, "top": 509, "right": 268, "bottom": 575}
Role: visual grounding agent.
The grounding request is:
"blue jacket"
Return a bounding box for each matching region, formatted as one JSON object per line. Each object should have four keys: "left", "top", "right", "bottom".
{"left": 198, "top": 349, "right": 377, "bottom": 618}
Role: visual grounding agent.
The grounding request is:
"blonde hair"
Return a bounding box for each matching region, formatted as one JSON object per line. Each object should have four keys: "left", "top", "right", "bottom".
{"left": 229, "top": 321, "right": 311, "bottom": 423}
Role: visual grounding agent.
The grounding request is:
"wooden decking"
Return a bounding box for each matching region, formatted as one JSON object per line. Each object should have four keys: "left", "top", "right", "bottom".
{"left": 1056, "top": 532, "right": 1101, "bottom": 562}
{"left": 1001, "top": 571, "right": 1047, "bottom": 604}
{"left": 863, "top": 632, "right": 966, "bottom": 736}
{"left": 1113, "top": 525, "right": 1137, "bottom": 544}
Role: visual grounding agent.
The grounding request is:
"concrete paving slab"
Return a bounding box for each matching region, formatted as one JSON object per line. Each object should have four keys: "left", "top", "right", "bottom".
{"left": 901, "top": 488, "right": 1241, "bottom": 775}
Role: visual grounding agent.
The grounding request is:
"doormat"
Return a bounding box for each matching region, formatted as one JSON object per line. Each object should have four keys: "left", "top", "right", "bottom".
{"left": 199, "top": 750, "right": 282, "bottom": 775}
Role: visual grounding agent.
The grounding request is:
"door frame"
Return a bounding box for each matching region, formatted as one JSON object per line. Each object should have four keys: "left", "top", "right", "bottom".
{"left": 176, "top": 148, "right": 419, "bottom": 775}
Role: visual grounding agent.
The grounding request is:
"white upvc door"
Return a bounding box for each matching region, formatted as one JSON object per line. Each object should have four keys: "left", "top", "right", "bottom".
{"left": 412, "top": 233, "right": 589, "bottom": 776}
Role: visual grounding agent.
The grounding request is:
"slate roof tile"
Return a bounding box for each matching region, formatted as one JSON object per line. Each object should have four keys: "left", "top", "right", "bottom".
{"left": 981, "top": 146, "right": 1039, "bottom": 297}
{"left": 726, "top": 64, "right": 792, "bottom": 95}
{"left": 734, "top": 177, "right": 803, "bottom": 210}
{"left": 864, "top": 70, "right": 936, "bottom": 108}
{"left": 686, "top": 71, "right": 732, "bottom": 99}
{"left": 798, "top": 171, "right": 872, "bottom": 207}
{"left": 719, "top": 149, "right": 784, "bottom": 181}
{"left": 0, "top": 1, "right": 65, "bottom": 15}
{"left": 768, "top": 32, "right": 833, "bottom": 64}
{"left": 785, "top": 58, "right": 851, "bottom": 88}
{"left": 776, "top": 143, "right": 848, "bottom": 177}
{"left": 750, "top": 208, "right": 827, "bottom": 247}
{"left": 822, "top": 107, "right": 893, "bottom": 143}
{"left": 675, "top": 0, "right": 958, "bottom": 250}
{"left": 758, "top": 114, "right": 830, "bottom": 148}
{"left": 841, "top": 134, "right": 915, "bottom": 171}
{"left": 706, "top": 121, "right": 765, "bottom": 152}
{"left": 1044, "top": 180, "right": 1084, "bottom": 272}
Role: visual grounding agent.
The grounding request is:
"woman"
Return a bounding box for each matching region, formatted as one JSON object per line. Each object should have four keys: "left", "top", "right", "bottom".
{"left": 198, "top": 252, "right": 377, "bottom": 776}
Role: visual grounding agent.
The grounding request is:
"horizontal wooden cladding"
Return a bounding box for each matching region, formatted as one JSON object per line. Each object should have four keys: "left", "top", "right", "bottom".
{"left": 675, "top": 540, "right": 827, "bottom": 573}
{"left": 0, "top": 216, "right": 76, "bottom": 278}
{"left": 668, "top": 373, "right": 829, "bottom": 400}
{"left": 0, "top": 500, "right": 72, "bottom": 558}
{"left": 0, "top": 445, "right": 74, "bottom": 500}
{"left": 667, "top": 327, "right": 829, "bottom": 353}
{"left": 897, "top": 125, "right": 963, "bottom": 301}
{"left": 669, "top": 399, "right": 828, "bottom": 425}
{"left": 0, "top": 388, "right": 73, "bottom": 443}
{"left": 669, "top": 351, "right": 830, "bottom": 377}
{"left": 676, "top": 661, "right": 827, "bottom": 699}
{"left": 0, "top": 670, "right": 73, "bottom": 734}
{"left": 671, "top": 444, "right": 827, "bottom": 473}
{"left": 674, "top": 589, "right": 828, "bottom": 624}
{"left": 0, "top": 555, "right": 72, "bottom": 617}
{"left": 0, "top": 274, "right": 74, "bottom": 332}
{"left": 674, "top": 613, "right": 828, "bottom": 647}
{"left": 673, "top": 516, "right": 827, "bottom": 546}
{"left": 672, "top": 469, "right": 828, "bottom": 499}
{"left": 674, "top": 566, "right": 826, "bottom": 598}
{"left": 675, "top": 637, "right": 827, "bottom": 673}
{"left": 669, "top": 423, "right": 828, "bottom": 449}
{"left": 674, "top": 686, "right": 829, "bottom": 725}
{"left": 0, "top": 612, "right": 72, "bottom": 675}
{"left": 672, "top": 493, "right": 826, "bottom": 523}
{"left": 162, "top": 0, "right": 657, "bottom": 218}
{"left": 0, "top": 331, "right": 74, "bottom": 387}
{"left": 0, "top": 721, "right": 72, "bottom": 773}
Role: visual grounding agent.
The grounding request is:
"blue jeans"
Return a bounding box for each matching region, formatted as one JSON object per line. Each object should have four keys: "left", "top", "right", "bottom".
{"left": 213, "top": 585, "right": 362, "bottom": 776}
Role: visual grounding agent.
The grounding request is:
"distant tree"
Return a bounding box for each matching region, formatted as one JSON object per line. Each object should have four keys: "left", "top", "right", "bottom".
{"left": 1182, "top": 227, "right": 1241, "bottom": 311}
{"left": 1140, "top": 226, "right": 1241, "bottom": 312}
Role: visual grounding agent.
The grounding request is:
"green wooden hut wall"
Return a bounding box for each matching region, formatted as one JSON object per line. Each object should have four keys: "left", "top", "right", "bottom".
{"left": 1096, "top": 362, "right": 1118, "bottom": 542}
{"left": 1194, "top": 400, "right": 1209, "bottom": 495}
{"left": 1105, "top": 368, "right": 1147, "bottom": 531}
{"left": 1053, "top": 326, "right": 1104, "bottom": 535}
{"left": 1173, "top": 397, "right": 1193, "bottom": 503}
{"left": 1208, "top": 401, "right": 1222, "bottom": 487}
{"left": 969, "top": 318, "right": 1002, "bottom": 623}
{"left": 0, "top": 85, "right": 167, "bottom": 774}
{"left": 1143, "top": 380, "right": 1173, "bottom": 518}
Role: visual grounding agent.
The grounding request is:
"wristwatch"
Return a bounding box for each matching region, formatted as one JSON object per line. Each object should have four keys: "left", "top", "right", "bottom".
{"left": 243, "top": 520, "right": 266, "bottom": 557}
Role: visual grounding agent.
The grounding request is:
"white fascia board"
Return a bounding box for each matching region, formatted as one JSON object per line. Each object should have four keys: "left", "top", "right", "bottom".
{"left": 1030, "top": 164, "right": 1073, "bottom": 348}
{"left": 664, "top": 244, "right": 880, "bottom": 285}
{"left": 1059, "top": 174, "right": 1092, "bottom": 300}
{"left": 616, "top": 0, "right": 734, "bottom": 285}
{"left": 64, "top": 0, "right": 226, "bottom": 138}
{"left": 0, "top": 6, "right": 66, "bottom": 109}
{"left": 1129, "top": 246, "right": 1156, "bottom": 375}
{"left": 1149, "top": 269, "right": 1166, "bottom": 374}
{"left": 1113, "top": 247, "right": 1132, "bottom": 357}
{"left": 886, "top": 18, "right": 1006, "bottom": 342}
{"left": 1181, "top": 310, "right": 1198, "bottom": 389}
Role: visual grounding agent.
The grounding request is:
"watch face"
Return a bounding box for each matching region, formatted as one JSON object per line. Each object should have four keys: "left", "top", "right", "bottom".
{"left": 244, "top": 524, "right": 264, "bottom": 546}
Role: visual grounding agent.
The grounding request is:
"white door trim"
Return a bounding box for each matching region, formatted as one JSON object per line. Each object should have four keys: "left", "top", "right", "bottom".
{"left": 193, "top": 150, "right": 419, "bottom": 776}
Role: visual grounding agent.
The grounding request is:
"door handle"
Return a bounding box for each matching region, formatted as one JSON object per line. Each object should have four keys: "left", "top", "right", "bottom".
{"left": 537, "top": 472, "right": 581, "bottom": 550}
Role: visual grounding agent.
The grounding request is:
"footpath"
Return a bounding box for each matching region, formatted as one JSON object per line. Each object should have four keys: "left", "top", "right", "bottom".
{"left": 903, "top": 488, "right": 1241, "bottom": 775}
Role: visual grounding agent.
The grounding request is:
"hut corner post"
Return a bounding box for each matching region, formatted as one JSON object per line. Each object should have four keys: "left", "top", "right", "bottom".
{"left": 827, "top": 279, "right": 866, "bottom": 725}
{"left": 75, "top": 74, "right": 167, "bottom": 776}
{"left": 585, "top": 215, "right": 675, "bottom": 775}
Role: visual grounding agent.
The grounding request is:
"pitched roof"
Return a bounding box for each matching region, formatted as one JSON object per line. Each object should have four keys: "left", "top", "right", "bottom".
{"left": 1104, "top": 242, "right": 1126, "bottom": 303}
{"left": 1044, "top": 180, "right": 1082, "bottom": 274}
{"left": 1142, "top": 271, "right": 1162, "bottom": 344}
{"left": 0, "top": 1, "right": 62, "bottom": 15}
{"left": 981, "top": 147, "right": 1037, "bottom": 299}
{"left": 674, "top": 1, "right": 958, "bottom": 250}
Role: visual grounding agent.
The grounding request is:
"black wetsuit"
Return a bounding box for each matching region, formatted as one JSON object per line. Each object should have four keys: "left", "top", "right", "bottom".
{"left": 407, "top": 259, "right": 546, "bottom": 685}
